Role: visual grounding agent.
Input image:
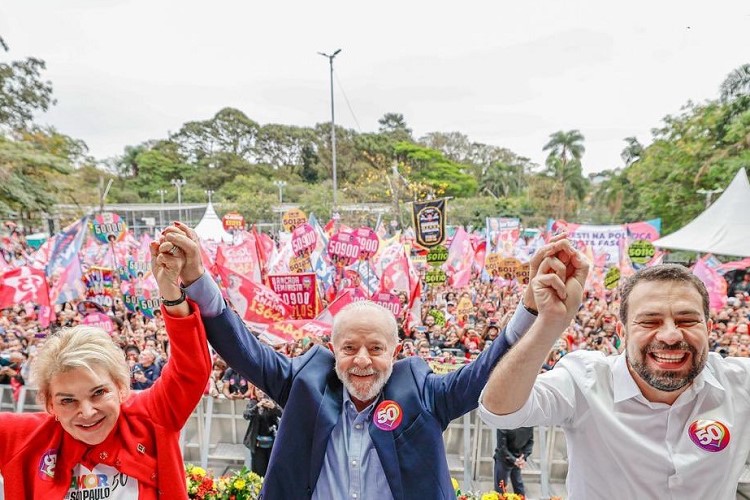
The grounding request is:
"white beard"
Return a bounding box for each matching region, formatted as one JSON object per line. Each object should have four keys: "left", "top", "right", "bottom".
{"left": 335, "top": 363, "right": 393, "bottom": 403}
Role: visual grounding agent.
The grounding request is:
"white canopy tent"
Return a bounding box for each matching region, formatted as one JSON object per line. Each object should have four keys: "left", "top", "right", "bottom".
{"left": 653, "top": 168, "right": 750, "bottom": 257}
{"left": 194, "top": 202, "right": 233, "bottom": 243}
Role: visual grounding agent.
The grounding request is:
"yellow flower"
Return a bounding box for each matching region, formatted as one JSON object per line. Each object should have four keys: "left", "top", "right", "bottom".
{"left": 233, "top": 478, "right": 246, "bottom": 490}
{"left": 451, "top": 477, "right": 460, "bottom": 491}
{"left": 481, "top": 492, "right": 501, "bottom": 500}
{"left": 191, "top": 466, "right": 206, "bottom": 478}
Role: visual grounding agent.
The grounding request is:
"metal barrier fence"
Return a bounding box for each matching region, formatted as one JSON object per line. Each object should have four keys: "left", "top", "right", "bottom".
{"left": 0, "top": 385, "right": 563, "bottom": 492}
{"left": 3, "top": 385, "right": 749, "bottom": 498}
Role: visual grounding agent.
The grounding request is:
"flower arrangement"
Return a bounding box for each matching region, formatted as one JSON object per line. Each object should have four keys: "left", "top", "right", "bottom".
{"left": 186, "top": 465, "right": 263, "bottom": 500}
{"left": 452, "top": 477, "right": 525, "bottom": 500}
{"left": 186, "top": 465, "right": 221, "bottom": 500}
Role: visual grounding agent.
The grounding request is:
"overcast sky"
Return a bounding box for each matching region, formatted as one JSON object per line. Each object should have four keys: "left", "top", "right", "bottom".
{"left": 2, "top": 0, "right": 749, "bottom": 174}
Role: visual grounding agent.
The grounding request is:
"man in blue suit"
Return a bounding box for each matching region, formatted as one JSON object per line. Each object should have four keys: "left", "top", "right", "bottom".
{"left": 165, "top": 222, "right": 568, "bottom": 499}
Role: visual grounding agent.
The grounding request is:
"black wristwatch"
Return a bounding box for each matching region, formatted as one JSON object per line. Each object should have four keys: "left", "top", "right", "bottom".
{"left": 161, "top": 289, "right": 187, "bottom": 307}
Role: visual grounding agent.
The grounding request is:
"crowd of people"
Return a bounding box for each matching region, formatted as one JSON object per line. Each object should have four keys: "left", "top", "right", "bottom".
{"left": 2, "top": 230, "right": 750, "bottom": 398}
{"left": 2, "top": 223, "right": 750, "bottom": 497}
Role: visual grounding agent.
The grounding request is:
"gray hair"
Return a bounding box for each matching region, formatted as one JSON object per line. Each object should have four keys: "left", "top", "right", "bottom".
{"left": 331, "top": 300, "right": 399, "bottom": 346}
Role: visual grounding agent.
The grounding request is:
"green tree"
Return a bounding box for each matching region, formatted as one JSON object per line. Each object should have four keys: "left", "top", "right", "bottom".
{"left": 0, "top": 53, "right": 55, "bottom": 131}
{"left": 542, "top": 130, "right": 586, "bottom": 219}
{"left": 481, "top": 161, "right": 525, "bottom": 198}
{"left": 0, "top": 136, "right": 71, "bottom": 214}
{"left": 720, "top": 63, "right": 750, "bottom": 103}
{"left": 393, "top": 142, "right": 478, "bottom": 198}
{"left": 620, "top": 136, "right": 643, "bottom": 167}
{"left": 255, "top": 123, "right": 317, "bottom": 171}
{"left": 378, "top": 113, "right": 412, "bottom": 142}
{"left": 170, "top": 107, "right": 259, "bottom": 163}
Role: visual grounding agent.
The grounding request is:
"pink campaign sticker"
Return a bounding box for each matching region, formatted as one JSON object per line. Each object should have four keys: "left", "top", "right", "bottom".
{"left": 688, "top": 419, "right": 730, "bottom": 452}
{"left": 373, "top": 400, "right": 403, "bottom": 432}
{"left": 38, "top": 448, "right": 57, "bottom": 481}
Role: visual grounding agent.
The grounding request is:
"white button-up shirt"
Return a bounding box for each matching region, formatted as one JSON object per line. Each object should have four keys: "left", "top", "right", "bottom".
{"left": 479, "top": 351, "right": 750, "bottom": 499}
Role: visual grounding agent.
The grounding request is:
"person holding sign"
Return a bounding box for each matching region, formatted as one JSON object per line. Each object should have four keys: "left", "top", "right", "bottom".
{"left": 162, "top": 222, "right": 571, "bottom": 500}
{"left": 0, "top": 227, "right": 211, "bottom": 498}
{"left": 480, "top": 261, "right": 750, "bottom": 499}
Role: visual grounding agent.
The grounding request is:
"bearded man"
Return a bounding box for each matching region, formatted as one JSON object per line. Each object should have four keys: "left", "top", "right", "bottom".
{"left": 163, "top": 222, "right": 570, "bottom": 500}
{"left": 480, "top": 263, "right": 750, "bottom": 499}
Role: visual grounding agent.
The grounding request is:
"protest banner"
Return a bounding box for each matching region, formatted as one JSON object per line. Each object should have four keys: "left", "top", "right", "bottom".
{"left": 282, "top": 208, "right": 307, "bottom": 232}
{"left": 371, "top": 292, "right": 402, "bottom": 318}
{"left": 221, "top": 212, "right": 245, "bottom": 231}
{"left": 268, "top": 273, "right": 318, "bottom": 319}
{"left": 327, "top": 232, "right": 360, "bottom": 268}
{"left": 412, "top": 199, "right": 446, "bottom": 248}
{"left": 354, "top": 227, "right": 379, "bottom": 260}
{"left": 486, "top": 217, "right": 520, "bottom": 255}
{"left": 83, "top": 267, "right": 115, "bottom": 308}
{"left": 90, "top": 212, "right": 127, "bottom": 244}
{"left": 291, "top": 223, "right": 317, "bottom": 258}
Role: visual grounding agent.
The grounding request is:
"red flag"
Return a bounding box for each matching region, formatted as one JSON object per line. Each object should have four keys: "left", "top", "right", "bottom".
{"left": 215, "top": 261, "right": 291, "bottom": 327}
{"left": 0, "top": 267, "right": 52, "bottom": 325}
{"left": 251, "top": 226, "right": 272, "bottom": 281}
{"left": 315, "top": 288, "right": 363, "bottom": 325}
{"left": 199, "top": 240, "right": 216, "bottom": 275}
{"left": 216, "top": 239, "right": 261, "bottom": 282}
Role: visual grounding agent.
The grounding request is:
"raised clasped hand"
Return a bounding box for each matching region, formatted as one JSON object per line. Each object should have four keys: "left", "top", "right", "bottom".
{"left": 530, "top": 239, "right": 589, "bottom": 330}
{"left": 159, "top": 221, "right": 204, "bottom": 286}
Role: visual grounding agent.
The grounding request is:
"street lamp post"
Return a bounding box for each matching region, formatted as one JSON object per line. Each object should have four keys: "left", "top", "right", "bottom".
{"left": 156, "top": 189, "right": 167, "bottom": 228}
{"left": 318, "top": 49, "right": 341, "bottom": 211}
{"left": 273, "top": 180, "right": 287, "bottom": 203}
{"left": 171, "top": 178, "right": 186, "bottom": 221}
{"left": 696, "top": 188, "right": 723, "bottom": 209}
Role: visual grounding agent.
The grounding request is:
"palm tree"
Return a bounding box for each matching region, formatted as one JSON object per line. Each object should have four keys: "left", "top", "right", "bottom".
{"left": 542, "top": 130, "right": 586, "bottom": 218}
{"left": 620, "top": 136, "right": 643, "bottom": 166}
{"left": 544, "top": 156, "right": 587, "bottom": 217}
{"left": 720, "top": 63, "right": 750, "bottom": 103}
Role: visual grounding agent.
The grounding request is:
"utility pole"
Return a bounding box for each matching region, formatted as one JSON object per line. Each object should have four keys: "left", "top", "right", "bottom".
{"left": 318, "top": 49, "right": 341, "bottom": 211}
{"left": 156, "top": 189, "right": 167, "bottom": 227}
{"left": 171, "top": 178, "right": 186, "bottom": 221}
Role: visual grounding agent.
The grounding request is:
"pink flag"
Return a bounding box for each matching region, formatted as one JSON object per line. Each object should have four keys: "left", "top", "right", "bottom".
{"left": 717, "top": 257, "right": 750, "bottom": 274}
{"left": 444, "top": 227, "right": 473, "bottom": 288}
{"left": 693, "top": 257, "right": 728, "bottom": 311}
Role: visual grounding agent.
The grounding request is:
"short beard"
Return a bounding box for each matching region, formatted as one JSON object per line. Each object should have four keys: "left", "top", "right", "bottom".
{"left": 627, "top": 341, "right": 706, "bottom": 392}
{"left": 335, "top": 363, "right": 393, "bottom": 404}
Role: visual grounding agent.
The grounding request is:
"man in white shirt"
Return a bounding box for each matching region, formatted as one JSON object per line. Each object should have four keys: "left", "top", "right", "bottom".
{"left": 480, "top": 259, "right": 750, "bottom": 499}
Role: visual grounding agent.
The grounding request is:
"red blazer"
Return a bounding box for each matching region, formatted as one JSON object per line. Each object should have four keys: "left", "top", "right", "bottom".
{"left": 0, "top": 302, "right": 210, "bottom": 499}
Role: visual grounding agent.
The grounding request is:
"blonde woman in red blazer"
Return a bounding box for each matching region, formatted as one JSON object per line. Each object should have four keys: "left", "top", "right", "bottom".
{"left": 0, "top": 232, "right": 211, "bottom": 498}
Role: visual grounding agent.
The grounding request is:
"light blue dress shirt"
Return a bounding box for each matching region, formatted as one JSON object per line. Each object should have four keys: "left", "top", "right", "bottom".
{"left": 313, "top": 391, "right": 391, "bottom": 500}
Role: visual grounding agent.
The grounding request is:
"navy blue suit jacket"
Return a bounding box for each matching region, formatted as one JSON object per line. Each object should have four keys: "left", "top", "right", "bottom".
{"left": 205, "top": 308, "right": 514, "bottom": 499}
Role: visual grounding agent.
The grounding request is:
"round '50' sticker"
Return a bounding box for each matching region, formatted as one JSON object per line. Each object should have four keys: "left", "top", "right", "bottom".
{"left": 688, "top": 419, "right": 730, "bottom": 452}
